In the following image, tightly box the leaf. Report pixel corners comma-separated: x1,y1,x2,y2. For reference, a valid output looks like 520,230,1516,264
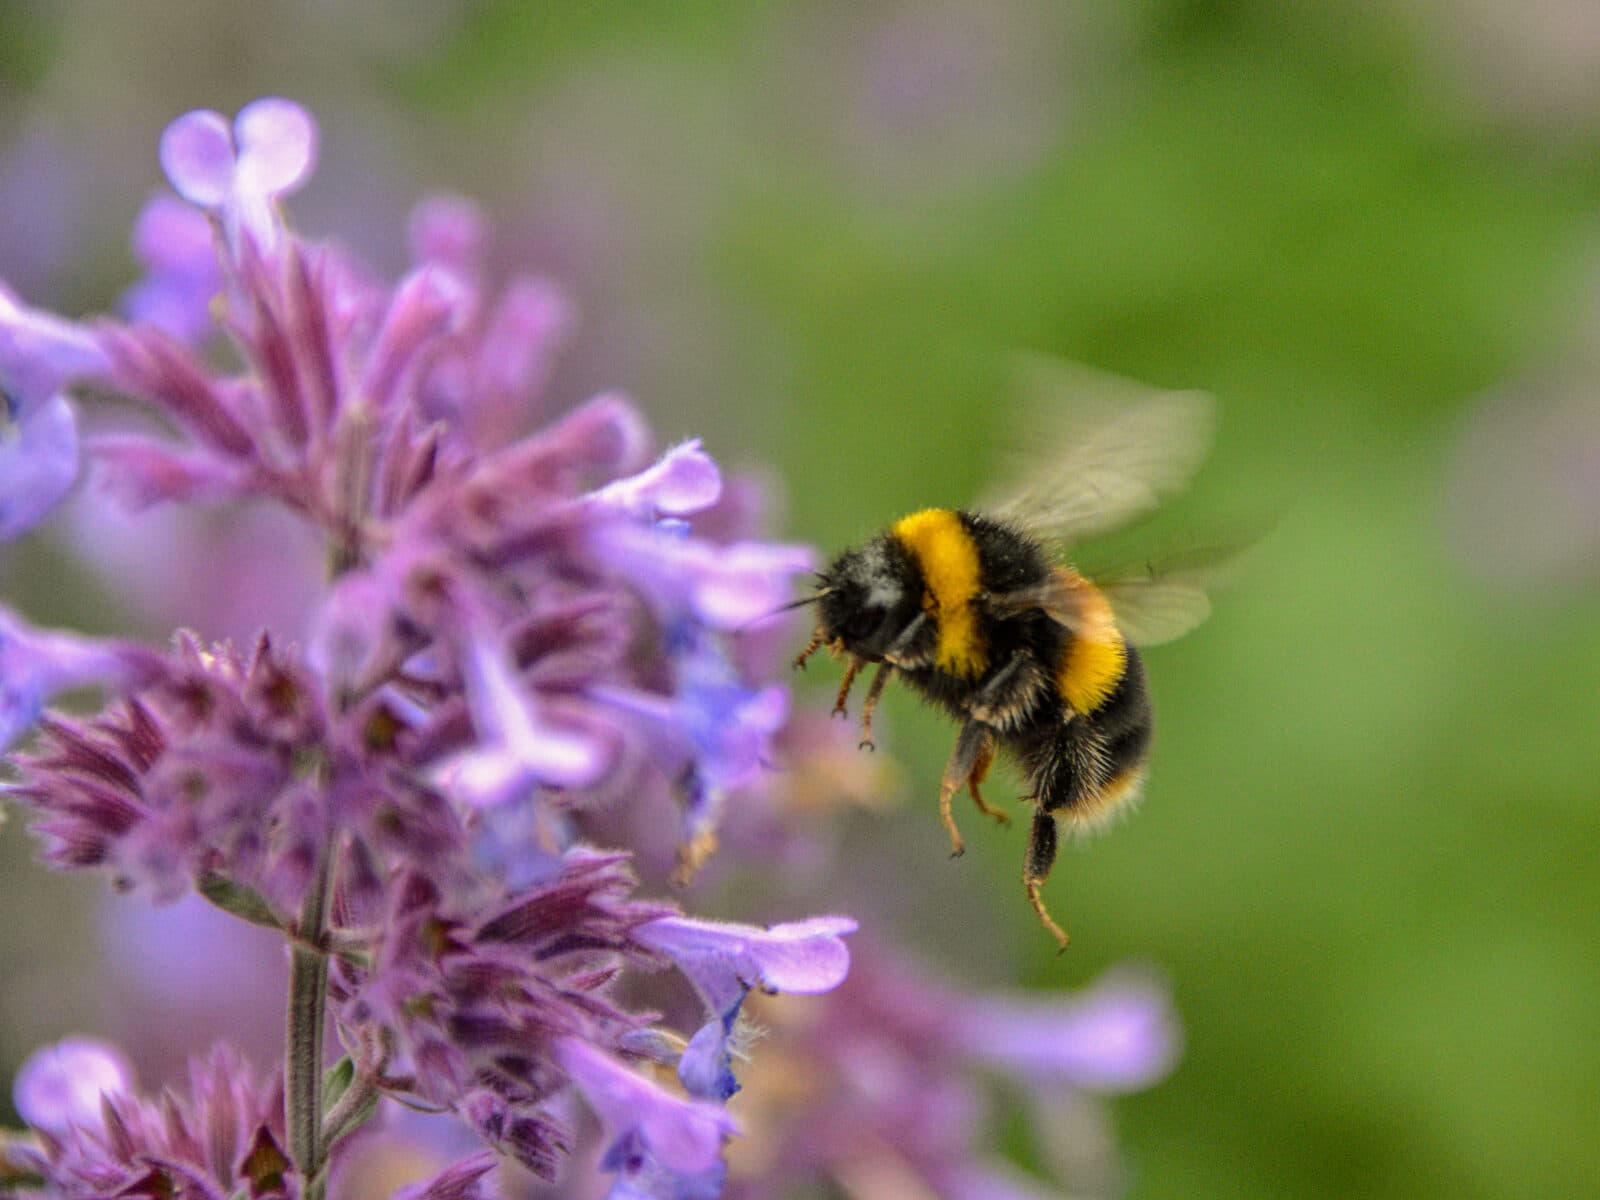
197,873,281,930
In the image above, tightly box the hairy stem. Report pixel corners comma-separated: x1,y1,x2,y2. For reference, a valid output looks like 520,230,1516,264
286,834,334,1200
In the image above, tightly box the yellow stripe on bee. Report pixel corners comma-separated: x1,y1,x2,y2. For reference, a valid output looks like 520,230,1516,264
1055,575,1127,714
891,508,989,678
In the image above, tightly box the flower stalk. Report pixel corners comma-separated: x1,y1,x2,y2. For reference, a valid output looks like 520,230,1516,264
287,831,334,1199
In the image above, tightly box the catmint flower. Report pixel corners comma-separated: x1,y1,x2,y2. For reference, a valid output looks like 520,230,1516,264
953,968,1182,1093
0,286,106,539
634,914,857,1103
555,1036,735,1197
10,1038,134,1136
121,194,223,343
160,97,316,255
5,96,865,1196
721,944,1180,1199
8,1044,291,1199
0,605,161,752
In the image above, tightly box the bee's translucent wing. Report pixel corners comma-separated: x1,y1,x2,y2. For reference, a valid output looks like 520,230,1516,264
1097,575,1212,646
988,544,1247,647
986,356,1216,547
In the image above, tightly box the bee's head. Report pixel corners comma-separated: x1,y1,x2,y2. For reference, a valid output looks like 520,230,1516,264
816,536,924,659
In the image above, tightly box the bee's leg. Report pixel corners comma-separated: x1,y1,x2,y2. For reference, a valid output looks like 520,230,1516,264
969,653,1045,729
882,612,929,667
857,662,893,750
1024,808,1070,952
831,657,863,718
938,718,989,858
966,731,1009,825
793,627,826,671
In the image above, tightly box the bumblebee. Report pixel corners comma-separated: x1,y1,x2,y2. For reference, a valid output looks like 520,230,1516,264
794,360,1218,950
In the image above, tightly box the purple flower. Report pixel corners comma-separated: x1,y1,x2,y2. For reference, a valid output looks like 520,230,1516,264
160,97,316,254
633,914,857,1102
10,1044,291,1200
4,95,884,1199
435,623,617,808
953,968,1182,1093
719,943,1180,1199
556,1036,734,1191
121,193,223,342
0,605,160,752
11,1038,134,1136
1,286,106,538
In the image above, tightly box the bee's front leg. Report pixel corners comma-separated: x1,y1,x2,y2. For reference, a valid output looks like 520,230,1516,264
793,627,826,670
831,656,863,717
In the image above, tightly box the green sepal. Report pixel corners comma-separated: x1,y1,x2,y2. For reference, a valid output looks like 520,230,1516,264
321,1055,355,1111
320,1056,380,1149
198,873,282,930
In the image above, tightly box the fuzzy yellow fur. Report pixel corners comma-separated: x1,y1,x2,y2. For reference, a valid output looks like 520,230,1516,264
891,508,989,677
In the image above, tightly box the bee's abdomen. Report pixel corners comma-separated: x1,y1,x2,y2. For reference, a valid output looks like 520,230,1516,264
1017,649,1153,828
1052,576,1128,715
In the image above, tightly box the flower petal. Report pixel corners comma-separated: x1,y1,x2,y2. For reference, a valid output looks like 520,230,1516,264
12,1037,134,1135
0,393,78,539
556,1038,734,1176
595,441,722,518
159,109,235,207
634,913,857,1016
955,970,1181,1093
232,97,317,197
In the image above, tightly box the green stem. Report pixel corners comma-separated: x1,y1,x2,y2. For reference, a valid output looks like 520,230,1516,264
286,835,334,1200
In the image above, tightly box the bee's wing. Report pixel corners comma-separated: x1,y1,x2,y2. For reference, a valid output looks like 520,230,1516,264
989,545,1245,647
985,356,1216,546
1096,574,1213,646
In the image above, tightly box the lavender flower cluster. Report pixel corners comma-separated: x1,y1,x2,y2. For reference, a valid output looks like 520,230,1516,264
1,99,1178,1200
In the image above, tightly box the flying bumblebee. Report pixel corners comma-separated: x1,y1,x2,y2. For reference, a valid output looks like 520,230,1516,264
793,359,1219,950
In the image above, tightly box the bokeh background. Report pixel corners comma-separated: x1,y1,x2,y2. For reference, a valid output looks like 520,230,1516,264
3,3,1598,1198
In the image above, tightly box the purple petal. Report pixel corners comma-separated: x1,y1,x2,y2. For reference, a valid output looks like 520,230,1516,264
362,266,470,412
409,194,488,274
594,442,722,519
1,288,108,413
131,194,216,273
634,913,857,1017
0,604,162,749
594,525,815,629
12,1037,134,1135
89,433,243,511
392,1152,499,1200
0,394,79,539
159,109,235,207
123,195,220,342
440,632,613,804
955,970,1181,1093
556,1038,734,1175
232,98,316,197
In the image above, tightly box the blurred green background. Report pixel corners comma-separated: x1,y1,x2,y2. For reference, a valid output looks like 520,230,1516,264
3,3,1598,1198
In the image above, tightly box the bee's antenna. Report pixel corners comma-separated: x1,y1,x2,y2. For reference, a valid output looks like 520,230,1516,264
734,589,830,635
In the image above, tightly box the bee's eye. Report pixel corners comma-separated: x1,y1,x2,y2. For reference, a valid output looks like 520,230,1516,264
843,607,880,642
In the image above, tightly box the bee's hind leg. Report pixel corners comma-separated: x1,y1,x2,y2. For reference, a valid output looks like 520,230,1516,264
1023,808,1070,952
966,728,1009,825
938,719,989,858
